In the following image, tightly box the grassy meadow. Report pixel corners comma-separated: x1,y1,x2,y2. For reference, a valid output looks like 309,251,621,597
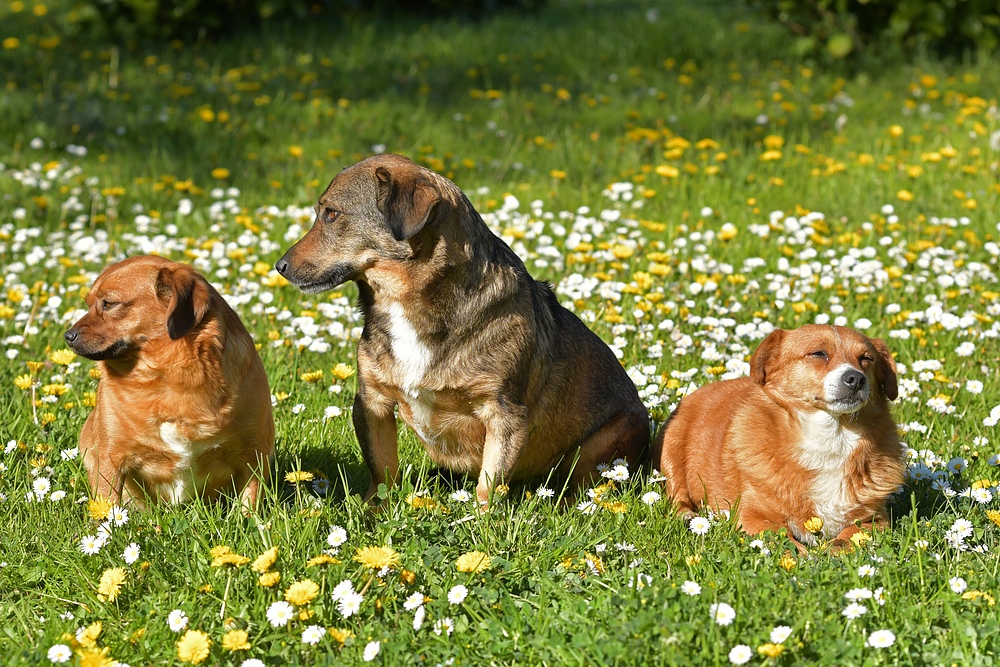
2,0,1000,664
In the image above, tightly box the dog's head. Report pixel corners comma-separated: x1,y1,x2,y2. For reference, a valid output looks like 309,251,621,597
275,154,451,294
749,324,898,414
64,256,212,361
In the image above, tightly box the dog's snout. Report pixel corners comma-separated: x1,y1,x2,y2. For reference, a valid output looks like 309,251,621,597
64,328,79,344
275,258,289,276
842,369,866,392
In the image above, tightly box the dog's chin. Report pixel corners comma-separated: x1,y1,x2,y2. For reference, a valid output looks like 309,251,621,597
75,339,131,361
825,393,869,415
290,265,354,294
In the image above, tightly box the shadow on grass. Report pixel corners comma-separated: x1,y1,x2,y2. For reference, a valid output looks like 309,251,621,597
0,0,858,181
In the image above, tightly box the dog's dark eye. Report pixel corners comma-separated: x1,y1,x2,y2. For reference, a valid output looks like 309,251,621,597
102,300,118,310
859,353,874,367
323,208,340,223
808,350,828,360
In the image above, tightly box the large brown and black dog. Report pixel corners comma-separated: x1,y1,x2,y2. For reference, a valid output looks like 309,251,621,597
276,154,649,504
652,324,903,547
65,255,274,506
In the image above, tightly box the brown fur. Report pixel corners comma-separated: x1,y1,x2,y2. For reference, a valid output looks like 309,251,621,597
276,154,649,504
651,325,903,547
65,255,274,506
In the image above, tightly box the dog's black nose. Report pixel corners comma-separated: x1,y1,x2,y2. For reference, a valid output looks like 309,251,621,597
275,258,288,276
64,329,78,344
842,369,866,392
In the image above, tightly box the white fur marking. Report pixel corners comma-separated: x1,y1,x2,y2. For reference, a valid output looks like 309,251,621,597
158,422,194,503
796,410,863,540
386,302,432,393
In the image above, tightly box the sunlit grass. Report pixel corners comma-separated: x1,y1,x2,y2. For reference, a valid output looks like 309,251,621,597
1,0,1000,664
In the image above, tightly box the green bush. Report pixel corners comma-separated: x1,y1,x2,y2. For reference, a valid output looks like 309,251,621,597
751,0,1000,58
73,0,547,43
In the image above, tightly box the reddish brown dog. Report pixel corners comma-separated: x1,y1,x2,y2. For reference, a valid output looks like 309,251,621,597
652,325,903,547
276,154,649,504
65,255,274,506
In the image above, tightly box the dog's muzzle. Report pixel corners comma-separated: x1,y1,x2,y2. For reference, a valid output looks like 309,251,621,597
825,366,870,412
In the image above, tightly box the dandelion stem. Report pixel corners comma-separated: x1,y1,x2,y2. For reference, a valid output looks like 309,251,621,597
220,571,232,620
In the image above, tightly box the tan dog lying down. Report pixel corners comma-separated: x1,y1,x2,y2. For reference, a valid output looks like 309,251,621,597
652,324,903,546
65,255,274,506
276,154,649,504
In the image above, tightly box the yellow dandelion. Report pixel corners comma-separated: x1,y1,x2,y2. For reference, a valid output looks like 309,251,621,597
850,531,872,548
654,164,680,178
758,643,785,658
763,135,785,150
212,552,250,568
961,590,996,605
456,551,492,573
803,516,824,533
284,579,320,606
307,553,341,567
331,362,355,379
258,571,281,587
14,374,33,390
971,479,994,490
718,223,738,241
77,646,115,667
210,167,230,179
760,150,783,161
354,545,401,570
986,510,1000,528
177,629,211,664
888,124,904,138
87,497,112,521
299,369,324,383
285,470,314,484
97,567,127,602
49,349,76,365
685,554,701,566
209,545,233,558
251,546,278,573
77,621,102,647
896,189,914,202
329,627,354,646
779,555,796,571
221,629,251,652
399,569,416,585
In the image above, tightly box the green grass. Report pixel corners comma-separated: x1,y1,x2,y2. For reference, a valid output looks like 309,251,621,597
2,0,1000,665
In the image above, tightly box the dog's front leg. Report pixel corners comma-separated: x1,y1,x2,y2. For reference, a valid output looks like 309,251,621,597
476,401,529,506
353,384,399,503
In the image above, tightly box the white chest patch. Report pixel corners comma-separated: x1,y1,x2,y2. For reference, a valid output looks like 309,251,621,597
157,422,204,503
796,410,863,539
386,302,432,394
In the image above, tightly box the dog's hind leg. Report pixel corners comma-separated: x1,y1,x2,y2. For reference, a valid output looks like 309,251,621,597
565,411,650,489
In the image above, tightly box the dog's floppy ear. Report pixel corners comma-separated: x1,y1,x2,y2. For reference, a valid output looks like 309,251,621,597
156,265,211,340
750,328,784,386
375,164,441,241
870,337,898,401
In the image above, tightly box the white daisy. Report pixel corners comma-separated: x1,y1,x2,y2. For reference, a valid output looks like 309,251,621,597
167,609,188,632
770,626,792,643
338,590,364,618
266,600,295,627
728,644,752,665
681,580,701,596
301,625,325,645
47,644,72,663
709,602,736,626
327,525,348,548
448,584,468,605
362,640,381,661
122,543,140,565
867,629,896,648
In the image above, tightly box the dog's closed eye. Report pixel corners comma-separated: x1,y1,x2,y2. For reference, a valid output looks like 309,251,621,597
808,350,828,360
